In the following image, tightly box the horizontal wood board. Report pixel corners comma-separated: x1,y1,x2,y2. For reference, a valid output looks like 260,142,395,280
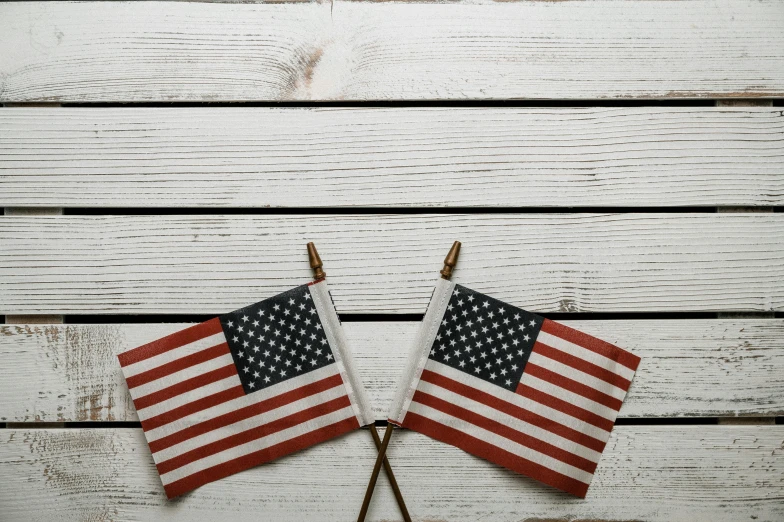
1,320,783,422
2,213,782,314
0,426,782,521
1,107,783,208
2,1,784,102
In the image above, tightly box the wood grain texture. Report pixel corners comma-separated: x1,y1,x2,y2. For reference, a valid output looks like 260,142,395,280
0,426,782,521
2,1,783,102
1,213,782,314
1,107,783,208
1,320,783,422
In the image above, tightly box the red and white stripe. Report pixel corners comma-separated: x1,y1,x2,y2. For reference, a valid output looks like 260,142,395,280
119,318,359,499
397,318,639,498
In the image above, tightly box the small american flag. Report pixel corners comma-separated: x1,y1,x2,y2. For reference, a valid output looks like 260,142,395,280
388,280,640,497
118,280,373,499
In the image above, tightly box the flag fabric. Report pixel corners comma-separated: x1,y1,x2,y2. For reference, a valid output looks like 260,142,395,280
388,279,640,497
118,279,373,499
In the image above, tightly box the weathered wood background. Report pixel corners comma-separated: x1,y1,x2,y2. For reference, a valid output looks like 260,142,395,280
1,0,782,520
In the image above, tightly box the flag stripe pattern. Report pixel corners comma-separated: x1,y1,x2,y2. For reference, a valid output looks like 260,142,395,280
119,281,370,499
390,282,640,498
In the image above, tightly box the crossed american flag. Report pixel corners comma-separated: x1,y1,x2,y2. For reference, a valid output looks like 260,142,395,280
117,243,639,513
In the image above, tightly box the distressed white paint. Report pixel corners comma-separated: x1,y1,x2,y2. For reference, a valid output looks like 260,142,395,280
1,107,782,208
0,427,782,521
1,214,782,314
1,1,783,102
1,320,782,422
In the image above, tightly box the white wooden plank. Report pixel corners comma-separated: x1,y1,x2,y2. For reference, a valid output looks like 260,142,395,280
0,426,781,521
1,107,782,208
1,214,782,314
1,320,782,422
1,1,783,102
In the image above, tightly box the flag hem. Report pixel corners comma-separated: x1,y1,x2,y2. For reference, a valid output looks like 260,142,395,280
388,277,455,424
309,280,375,427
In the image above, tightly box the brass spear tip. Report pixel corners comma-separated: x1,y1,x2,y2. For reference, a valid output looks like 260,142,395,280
307,242,325,280
440,241,461,280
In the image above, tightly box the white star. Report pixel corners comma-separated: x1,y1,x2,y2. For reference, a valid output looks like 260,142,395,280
315,348,323,356
274,354,281,362
242,340,249,348
529,319,536,327
311,359,318,366
459,360,466,368
310,308,317,315
264,324,271,332
507,353,514,360
295,364,302,372
242,315,249,322
280,369,287,377
505,379,512,386
237,326,244,333
232,335,239,342
469,356,476,363
264,375,271,383
252,319,259,327
243,366,250,373
511,364,518,371
227,320,234,327
304,293,311,300
289,298,295,306
304,318,311,325
513,313,520,321
501,368,508,376
490,373,497,380
444,354,451,361
457,299,464,307
253,345,260,353
253,371,260,378
326,353,333,360
320,338,327,345
472,305,479,313
258,310,265,317
482,301,490,308
299,303,306,310
503,317,510,326
523,334,531,341
285,359,292,367
474,367,481,374
315,323,322,330
512,339,519,346
237,351,245,358
248,356,255,364
467,295,474,302
249,382,255,389
305,343,312,351
273,304,280,311
442,319,448,326
284,308,291,316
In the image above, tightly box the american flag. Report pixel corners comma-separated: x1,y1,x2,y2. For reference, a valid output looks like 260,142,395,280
388,280,640,497
118,280,373,499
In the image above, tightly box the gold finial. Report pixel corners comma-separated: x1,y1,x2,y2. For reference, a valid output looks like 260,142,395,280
307,242,325,280
440,241,461,280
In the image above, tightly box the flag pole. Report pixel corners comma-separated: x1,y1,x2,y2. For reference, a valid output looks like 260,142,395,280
357,241,461,522
307,242,411,522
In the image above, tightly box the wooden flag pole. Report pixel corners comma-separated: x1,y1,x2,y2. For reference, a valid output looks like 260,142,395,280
307,242,411,522
357,241,461,522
